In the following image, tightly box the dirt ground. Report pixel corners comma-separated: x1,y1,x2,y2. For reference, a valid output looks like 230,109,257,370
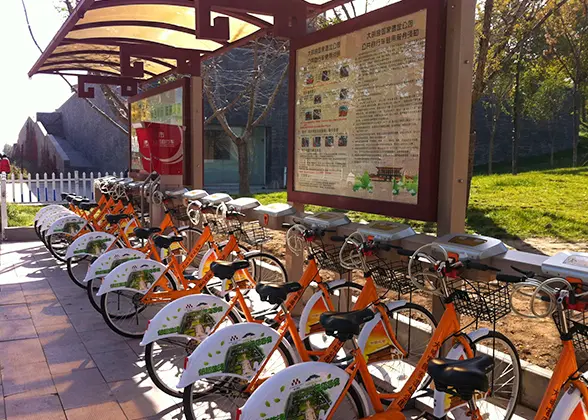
259,228,588,370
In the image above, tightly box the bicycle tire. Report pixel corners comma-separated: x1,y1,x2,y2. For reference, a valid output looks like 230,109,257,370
100,273,178,339
145,310,240,398
182,341,298,420
467,330,521,420
86,277,102,313
368,302,437,401
205,251,287,315
66,255,96,289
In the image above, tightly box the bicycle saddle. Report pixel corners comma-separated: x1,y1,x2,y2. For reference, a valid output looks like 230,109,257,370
256,282,302,305
65,194,77,203
210,260,250,280
320,308,375,341
60,192,71,200
165,188,188,199
133,227,162,240
427,355,492,399
105,213,131,224
72,197,88,206
80,202,99,211
153,234,184,249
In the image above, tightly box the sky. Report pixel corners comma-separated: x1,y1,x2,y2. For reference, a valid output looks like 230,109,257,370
0,0,74,148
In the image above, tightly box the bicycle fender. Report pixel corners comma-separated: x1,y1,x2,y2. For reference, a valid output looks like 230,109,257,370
298,288,330,341
177,322,283,388
140,294,239,346
551,371,588,419
39,210,73,233
34,205,65,223
84,248,145,283
357,300,409,359
97,259,170,296
65,232,116,260
297,280,351,340
238,362,357,420
46,215,88,237
432,327,490,418
196,248,219,279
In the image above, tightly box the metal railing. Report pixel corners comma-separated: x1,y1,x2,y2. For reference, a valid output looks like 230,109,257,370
3,171,126,204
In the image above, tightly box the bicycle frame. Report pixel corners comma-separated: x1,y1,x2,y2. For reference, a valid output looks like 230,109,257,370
139,228,247,304
326,300,469,418
535,338,588,420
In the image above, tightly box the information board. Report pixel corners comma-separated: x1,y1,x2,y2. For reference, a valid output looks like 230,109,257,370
288,0,445,221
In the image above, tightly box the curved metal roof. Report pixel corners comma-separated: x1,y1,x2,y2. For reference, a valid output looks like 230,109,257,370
29,0,349,80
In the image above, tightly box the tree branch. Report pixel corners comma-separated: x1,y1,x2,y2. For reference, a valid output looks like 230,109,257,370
252,64,288,128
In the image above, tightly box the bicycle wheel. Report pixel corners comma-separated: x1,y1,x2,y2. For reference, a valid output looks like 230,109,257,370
100,274,178,338
86,277,102,313
47,233,74,263
462,331,521,420
206,251,288,315
367,302,437,398
66,256,96,289
303,282,364,356
145,310,239,398
182,342,298,420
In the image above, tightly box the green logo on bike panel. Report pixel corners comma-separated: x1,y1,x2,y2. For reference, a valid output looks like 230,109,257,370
73,238,110,255
110,268,160,289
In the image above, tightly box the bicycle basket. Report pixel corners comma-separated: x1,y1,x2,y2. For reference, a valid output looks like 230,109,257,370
204,212,240,236
165,199,191,223
448,279,511,322
553,310,588,354
311,243,350,275
237,221,271,246
366,259,418,295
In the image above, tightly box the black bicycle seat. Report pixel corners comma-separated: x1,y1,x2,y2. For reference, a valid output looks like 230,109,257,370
65,194,77,203
320,308,375,341
153,234,184,249
256,282,302,305
60,192,71,200
210,260,250,280
134,227,162,240
80,202,99,211
427,355,493,399
105,213,132,224
72,196,86,205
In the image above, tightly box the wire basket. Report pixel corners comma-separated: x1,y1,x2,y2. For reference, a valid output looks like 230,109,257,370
203,212,240,236
163,198,191,223
366,259,418,295
553,310,588,354
237,221,271,246
311,243,350,275
448,279,511,322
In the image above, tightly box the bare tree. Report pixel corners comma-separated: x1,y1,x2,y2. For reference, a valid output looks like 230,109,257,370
203,38,289,195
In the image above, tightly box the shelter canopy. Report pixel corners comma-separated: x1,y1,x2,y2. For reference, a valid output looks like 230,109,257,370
29,0,348,80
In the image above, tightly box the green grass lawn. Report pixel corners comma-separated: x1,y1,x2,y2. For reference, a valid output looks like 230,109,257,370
254,166,588,242
6,204,40,227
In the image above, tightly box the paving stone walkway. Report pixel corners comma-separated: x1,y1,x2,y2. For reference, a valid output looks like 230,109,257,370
0,241,184,420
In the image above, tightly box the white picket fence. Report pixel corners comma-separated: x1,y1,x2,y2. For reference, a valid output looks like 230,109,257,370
4,171,125,204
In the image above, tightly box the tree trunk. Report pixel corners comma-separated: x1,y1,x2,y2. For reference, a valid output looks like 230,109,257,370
466,108,476,203
548,120,555,168
511,48,523,175
488,104,500,175
572,77,580,167
237,140,251,196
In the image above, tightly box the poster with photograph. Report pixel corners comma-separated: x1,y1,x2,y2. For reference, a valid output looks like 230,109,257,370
294,9,427,205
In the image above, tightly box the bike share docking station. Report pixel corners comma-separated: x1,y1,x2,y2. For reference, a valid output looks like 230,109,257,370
542,251,588,283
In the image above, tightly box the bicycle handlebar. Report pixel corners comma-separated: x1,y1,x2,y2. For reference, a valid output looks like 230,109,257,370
496,273,524,283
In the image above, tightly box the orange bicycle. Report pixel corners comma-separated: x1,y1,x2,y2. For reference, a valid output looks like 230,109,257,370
237,243,522,420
